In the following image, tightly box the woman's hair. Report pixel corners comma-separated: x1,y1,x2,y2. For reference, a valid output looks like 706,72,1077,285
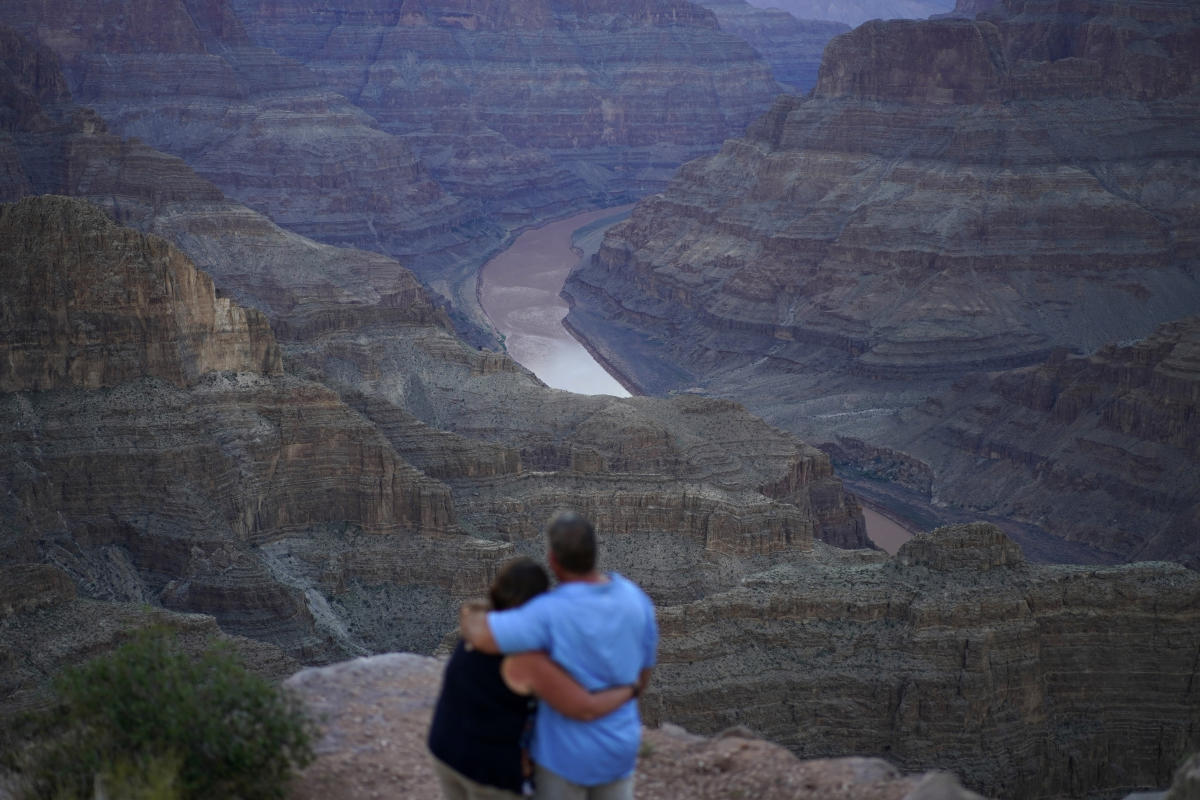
489,556,550,611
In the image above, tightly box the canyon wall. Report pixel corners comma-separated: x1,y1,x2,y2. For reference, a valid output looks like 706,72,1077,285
646,523,1200,799
564,0,1200,563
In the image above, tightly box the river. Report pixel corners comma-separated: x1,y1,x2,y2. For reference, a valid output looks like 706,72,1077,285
479,206,634,396
479,206,916,552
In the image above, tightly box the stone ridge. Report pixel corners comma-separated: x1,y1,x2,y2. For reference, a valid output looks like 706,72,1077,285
0,196,281,391
895,522,1023,570
645,523,1200,799
871,316,1200,568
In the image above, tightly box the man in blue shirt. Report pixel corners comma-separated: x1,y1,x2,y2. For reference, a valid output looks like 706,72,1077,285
460,511,658,799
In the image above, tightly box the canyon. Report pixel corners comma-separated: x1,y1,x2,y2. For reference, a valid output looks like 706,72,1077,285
1,1,1198,797
565,0,1200,566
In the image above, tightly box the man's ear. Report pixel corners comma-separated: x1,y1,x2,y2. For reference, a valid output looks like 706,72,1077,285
547,550,563,579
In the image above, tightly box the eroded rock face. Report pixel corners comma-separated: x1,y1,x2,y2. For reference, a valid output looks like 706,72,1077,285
646,524,1200,799
0,196,480,659
0,187,868,659
0,0,789,329
869,318,1200,568
564,0,1200,561
0,197,280,390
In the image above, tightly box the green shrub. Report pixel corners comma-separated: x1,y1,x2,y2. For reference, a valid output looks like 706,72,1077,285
16,629,315,800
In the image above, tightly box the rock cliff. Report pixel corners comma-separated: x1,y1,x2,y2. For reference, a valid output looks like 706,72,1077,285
645,523,1200,799
0,0,490,318
866,317,1200,568
0,196,476,659
564,0,1200,561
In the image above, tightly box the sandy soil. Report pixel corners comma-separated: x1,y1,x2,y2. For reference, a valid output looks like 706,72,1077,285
479,207,634,396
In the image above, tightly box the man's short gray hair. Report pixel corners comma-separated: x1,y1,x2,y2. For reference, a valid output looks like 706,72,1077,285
547,511,596,574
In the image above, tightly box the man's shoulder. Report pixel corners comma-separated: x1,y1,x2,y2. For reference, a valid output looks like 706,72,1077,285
607,572,655,608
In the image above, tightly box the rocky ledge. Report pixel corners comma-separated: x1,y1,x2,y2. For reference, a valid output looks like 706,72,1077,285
646,523,1200,799
283,652,986,800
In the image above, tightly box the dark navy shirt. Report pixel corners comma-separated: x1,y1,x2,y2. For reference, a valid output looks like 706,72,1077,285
428,640,534,793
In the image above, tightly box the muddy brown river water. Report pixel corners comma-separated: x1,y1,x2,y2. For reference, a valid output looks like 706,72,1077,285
479,206,634,396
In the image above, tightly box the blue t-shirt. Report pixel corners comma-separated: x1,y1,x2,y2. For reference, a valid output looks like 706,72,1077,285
488,573,657,786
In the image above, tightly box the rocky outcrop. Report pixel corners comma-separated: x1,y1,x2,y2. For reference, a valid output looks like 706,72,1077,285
0,196,487,659
0,197,280,390
283,652,985,800
869,317,1200,568
564,0,1200,561
646,523,1200,799
697,0,849,91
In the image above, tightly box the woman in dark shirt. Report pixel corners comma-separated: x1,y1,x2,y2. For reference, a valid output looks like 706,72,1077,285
428,557,635,799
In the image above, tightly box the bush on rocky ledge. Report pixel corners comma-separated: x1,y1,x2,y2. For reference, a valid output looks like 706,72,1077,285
9,629,315,800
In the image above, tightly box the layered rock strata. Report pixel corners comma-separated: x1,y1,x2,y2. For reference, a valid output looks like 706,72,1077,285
0,0,788,328
227,0,782,214
645,523,1200,799
564,0,1200,560
0,196,492,659
865,317,1200,568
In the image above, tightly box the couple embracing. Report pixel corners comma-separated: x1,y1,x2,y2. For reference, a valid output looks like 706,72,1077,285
428,511,658,799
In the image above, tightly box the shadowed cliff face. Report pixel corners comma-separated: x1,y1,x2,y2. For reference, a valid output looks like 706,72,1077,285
563,0,1200,563
647,523,1200,799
